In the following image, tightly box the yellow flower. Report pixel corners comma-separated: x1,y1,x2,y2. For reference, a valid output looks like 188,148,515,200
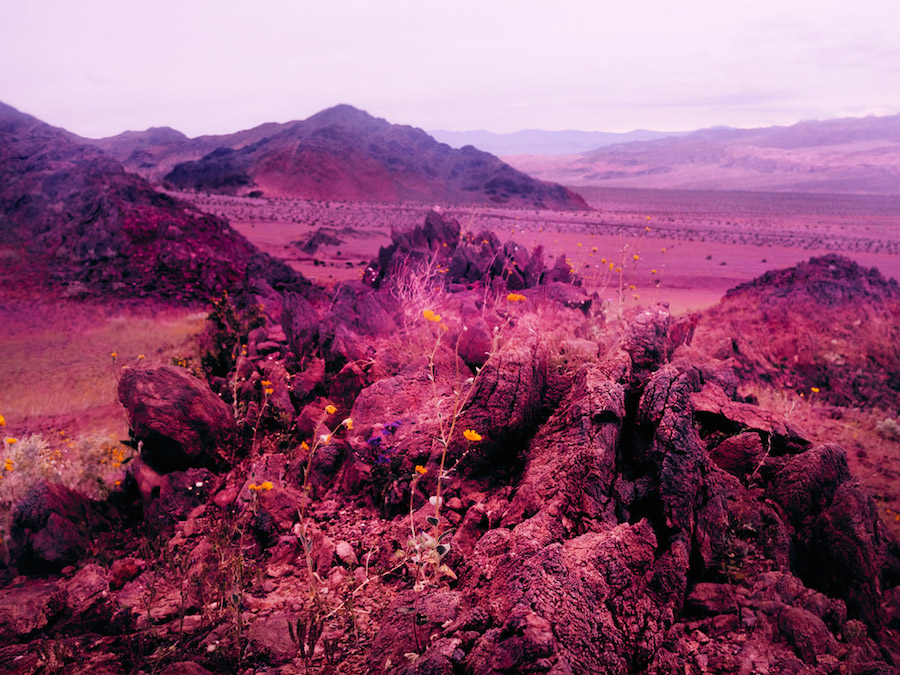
110,352,117,358
343,418,353,430
0,414,5,427
415,465,428,475
301,441,310,451
423,309,442,323
507,293,526,302
264,388,274,395
811,387,820,393
633,254,640,261
325,404,337,415
261,380,272,386
3,459,12,471
463,429,482,442
651,269,658,274
5,438,17,445
137,354,145,360
260,481,274,491
248,483,259,492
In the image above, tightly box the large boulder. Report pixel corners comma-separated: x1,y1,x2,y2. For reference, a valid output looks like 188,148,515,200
118,365,238,473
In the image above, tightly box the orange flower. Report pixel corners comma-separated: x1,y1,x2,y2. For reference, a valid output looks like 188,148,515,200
325,404,337,415
301,441,310,451
260,481,274,491
415,465,428,475
506,293,526,303
810,387,820,393
0,414,5,427
4,438,17,445
261,380,272,386
463,429,482,442
423,309,442,323
264,388,274,395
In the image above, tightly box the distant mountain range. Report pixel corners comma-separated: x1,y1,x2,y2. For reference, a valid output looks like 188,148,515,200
429,128,689,155
83,105,588,210
504,113,900,195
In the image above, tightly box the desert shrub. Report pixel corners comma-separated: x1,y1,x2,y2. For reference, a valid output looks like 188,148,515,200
0,433,133,507
200,292,264,378
876,417,900,442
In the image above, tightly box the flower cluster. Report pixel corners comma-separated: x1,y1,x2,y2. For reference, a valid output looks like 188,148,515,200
423,309,442,323
248,481,274,492
506,293,526,303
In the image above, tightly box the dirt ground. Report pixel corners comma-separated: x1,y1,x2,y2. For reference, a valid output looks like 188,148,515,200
185,188,900,315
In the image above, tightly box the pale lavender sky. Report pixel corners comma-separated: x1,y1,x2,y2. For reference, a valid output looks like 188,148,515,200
2,0,898,138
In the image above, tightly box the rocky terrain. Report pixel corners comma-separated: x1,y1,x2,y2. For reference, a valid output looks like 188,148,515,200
0,101,292,301
84,105,589,210
506,112,900,195
2,209,899,674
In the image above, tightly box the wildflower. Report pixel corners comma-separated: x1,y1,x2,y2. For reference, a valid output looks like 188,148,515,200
463,429,483,442
423,309,442,323
633,254,640,261
0,414,5,427
507,293,526,302
321,434,332,444
811,387,820,393
651,269,658,274
645,226,651,232
415,465,428,475
261,380,271,386
3,458,12,471
646,216,651,220
325,404,337,415
110,352,117,358
343,417,353,430
661,248,667,253
5,438,16,445
248,483,259,492
264,388,274,395
301,441,310,451
137,354,145,360
260,481,274,491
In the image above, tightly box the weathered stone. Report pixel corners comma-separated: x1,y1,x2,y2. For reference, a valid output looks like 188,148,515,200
118,365,237,473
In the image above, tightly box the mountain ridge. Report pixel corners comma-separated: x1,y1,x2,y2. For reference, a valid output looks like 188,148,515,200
504,112,900,195
84,105,589,210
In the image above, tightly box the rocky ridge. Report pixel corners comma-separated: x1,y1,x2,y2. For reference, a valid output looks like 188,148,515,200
1,220,898,674
0,101,311,300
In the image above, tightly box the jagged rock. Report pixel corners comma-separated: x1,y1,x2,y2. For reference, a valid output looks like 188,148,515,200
769,444,852,527
282,291,322,359
504,362,625,528
453,315,548,471
129,457,215,532
9,482,103,574
777,606,840,664
0,579,64,646
118,365,238,473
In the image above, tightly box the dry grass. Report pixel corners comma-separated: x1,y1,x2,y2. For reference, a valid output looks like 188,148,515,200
0,298,206,434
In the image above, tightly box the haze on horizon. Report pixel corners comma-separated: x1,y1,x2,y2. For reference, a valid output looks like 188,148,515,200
2,0,898,139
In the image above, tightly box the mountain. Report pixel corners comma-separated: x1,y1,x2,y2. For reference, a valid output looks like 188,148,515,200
0,101,269,298
85,122,289,182
505,113,900,195
86,105,588,210
429,128,687,155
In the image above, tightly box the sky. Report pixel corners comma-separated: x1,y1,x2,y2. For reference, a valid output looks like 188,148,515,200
2,0,898,139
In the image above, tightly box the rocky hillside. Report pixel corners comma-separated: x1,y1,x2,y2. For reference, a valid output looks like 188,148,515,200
2,215,898,673
690,254,900,410
0,101,305,300
506,112,900,195
87,105,589,209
